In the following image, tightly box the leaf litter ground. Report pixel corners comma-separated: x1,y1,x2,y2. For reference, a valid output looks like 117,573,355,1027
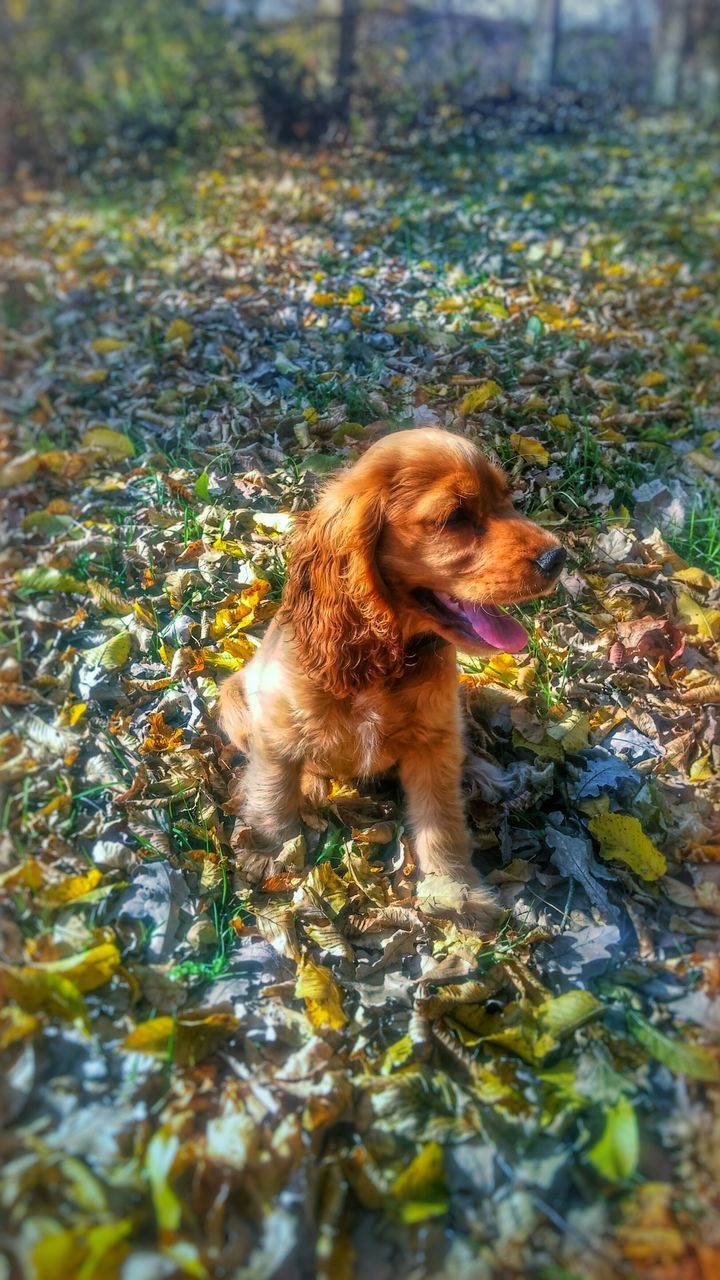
1,113,719,1280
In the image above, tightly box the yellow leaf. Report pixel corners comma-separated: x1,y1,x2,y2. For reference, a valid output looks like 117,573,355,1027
435,296,467,313
146,1129,182,1232
0,858,42,891
535,302,564,323
165,318,194,347
392,1142,448,1223
91,337,129,354
86,580,133,614
547,709,590,753
58,700,88,726
639,370,667,387
123,1015,175,1056
209,581,271,638
0,450,39,489
0,1005,39,1050
537,989,602,1037
675,589,720,640
35,942,121,992
295,958,347,1029
458,380,503,415
43,868,103,907
83,630,131,669
123,1010,238,1066
549,413,572,431
345,284,365,305
509,434,550,467
673,566,717,591
311,292,338,306
0,966,87,1023
32,1220,132,1280
588,813,667,881
686,450,720,479
379,1034,414,1074
522,392,549,412
82,426,135,460
222,634,257,661
79,368,108,384
478,652,518,686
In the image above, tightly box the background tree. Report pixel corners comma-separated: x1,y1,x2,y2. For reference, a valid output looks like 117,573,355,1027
336,0,361,125
652,0,688,106
528,0,561,93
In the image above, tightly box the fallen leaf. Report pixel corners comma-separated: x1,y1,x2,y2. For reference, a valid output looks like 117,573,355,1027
588,813,667,881
628,1011,720,1082
586,1096,639,1181
509,434,550,466
82,426,135,459
458,380,503,415
165,317,194,347
295,958,348,1030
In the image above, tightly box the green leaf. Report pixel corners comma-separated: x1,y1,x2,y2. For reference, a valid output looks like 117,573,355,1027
628,1011,720,1082
586,1096,639,1181
537,990,603,1038
82,630,131,670
15,566,85,593
194,469,210,501
21,512,74,535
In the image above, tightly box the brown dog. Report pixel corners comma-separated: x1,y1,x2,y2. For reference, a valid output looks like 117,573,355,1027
219,427,564,925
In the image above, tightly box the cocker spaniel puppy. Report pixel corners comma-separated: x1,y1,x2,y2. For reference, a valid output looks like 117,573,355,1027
219,427,565,926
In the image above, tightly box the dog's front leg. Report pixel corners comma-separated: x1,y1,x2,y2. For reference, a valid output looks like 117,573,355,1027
399,740,500,930
242,746,302,855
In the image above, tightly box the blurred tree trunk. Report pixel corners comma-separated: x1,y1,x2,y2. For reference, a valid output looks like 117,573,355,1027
652,0,688,106
336,0,360,125
691,0,720,114
529,0,560,93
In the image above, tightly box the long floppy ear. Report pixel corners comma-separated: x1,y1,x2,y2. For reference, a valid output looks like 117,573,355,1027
277,478,403,698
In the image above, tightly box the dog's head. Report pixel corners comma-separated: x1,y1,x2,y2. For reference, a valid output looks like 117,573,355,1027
279,427,565,696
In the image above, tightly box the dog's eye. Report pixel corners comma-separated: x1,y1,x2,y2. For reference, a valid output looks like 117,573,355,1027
444,506,469,528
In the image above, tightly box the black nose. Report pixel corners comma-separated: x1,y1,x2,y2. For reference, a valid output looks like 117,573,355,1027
534,546,566,578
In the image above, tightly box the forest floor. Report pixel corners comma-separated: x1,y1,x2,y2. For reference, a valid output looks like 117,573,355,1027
1,110,720,1280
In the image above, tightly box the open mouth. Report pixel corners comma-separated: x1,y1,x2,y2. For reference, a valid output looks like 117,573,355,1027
414,589,529,652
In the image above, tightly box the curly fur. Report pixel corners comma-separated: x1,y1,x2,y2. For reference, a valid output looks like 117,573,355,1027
277,481,403,698
218,426,564,929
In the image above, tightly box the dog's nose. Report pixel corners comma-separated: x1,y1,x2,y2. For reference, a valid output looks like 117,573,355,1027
534,546,566,578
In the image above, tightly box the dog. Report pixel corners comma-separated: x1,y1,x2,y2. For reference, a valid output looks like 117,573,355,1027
219,427,565,926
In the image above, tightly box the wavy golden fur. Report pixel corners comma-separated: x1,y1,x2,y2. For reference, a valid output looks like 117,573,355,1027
219,426,564,927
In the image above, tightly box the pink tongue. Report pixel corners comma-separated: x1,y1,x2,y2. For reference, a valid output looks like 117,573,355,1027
462,602,528,652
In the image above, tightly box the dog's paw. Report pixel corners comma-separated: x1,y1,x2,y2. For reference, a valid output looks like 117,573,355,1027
461,881,506,933
417,871,505,934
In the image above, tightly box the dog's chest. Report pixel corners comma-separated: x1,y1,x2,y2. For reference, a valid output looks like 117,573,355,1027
296,693,390,776
296,675,454,778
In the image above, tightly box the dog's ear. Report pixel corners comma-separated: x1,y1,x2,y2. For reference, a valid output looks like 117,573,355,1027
278,477,403,698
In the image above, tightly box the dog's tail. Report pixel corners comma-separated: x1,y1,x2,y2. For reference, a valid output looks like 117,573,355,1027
217,671,249,752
